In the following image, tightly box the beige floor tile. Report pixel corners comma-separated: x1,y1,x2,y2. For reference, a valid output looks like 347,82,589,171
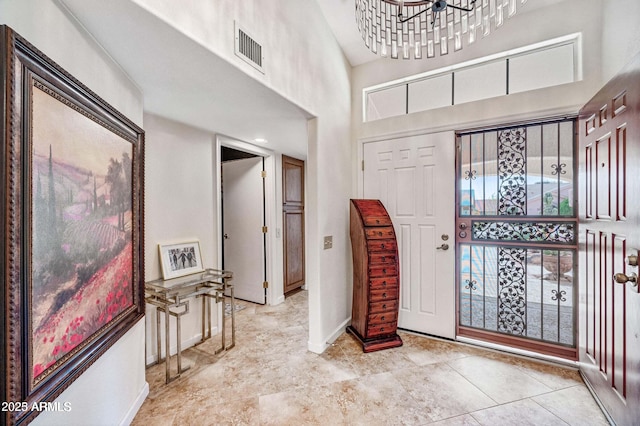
398,332,488,366
321,339,358,369
259,372,431,426
134,290,607,426
470,399,568,426
131,400,176,426
532,385,610,426
429,414,482,426
171,397,260,426
338,333,418,376
393,363,496,422
478,351,583,390
447,356,553,404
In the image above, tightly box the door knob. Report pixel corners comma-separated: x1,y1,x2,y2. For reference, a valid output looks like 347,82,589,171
436,243,449,251
613,272,638,287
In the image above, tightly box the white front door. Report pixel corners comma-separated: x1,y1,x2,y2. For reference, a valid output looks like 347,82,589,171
363,132,456,338
222,157,266,304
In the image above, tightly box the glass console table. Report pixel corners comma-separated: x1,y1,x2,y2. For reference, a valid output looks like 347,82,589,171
145,268,235,383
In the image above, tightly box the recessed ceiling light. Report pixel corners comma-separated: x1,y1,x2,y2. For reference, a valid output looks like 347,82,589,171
254,138,268,144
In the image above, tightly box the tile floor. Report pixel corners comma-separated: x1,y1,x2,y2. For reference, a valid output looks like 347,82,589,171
132,290,610,426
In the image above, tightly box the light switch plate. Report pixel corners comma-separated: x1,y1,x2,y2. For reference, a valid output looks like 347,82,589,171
323,236,333,249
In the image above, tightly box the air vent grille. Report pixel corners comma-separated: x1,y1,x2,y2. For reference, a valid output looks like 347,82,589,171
235,22,264,73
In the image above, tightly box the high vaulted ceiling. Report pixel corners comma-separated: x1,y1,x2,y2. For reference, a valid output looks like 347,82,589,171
59,0,567,159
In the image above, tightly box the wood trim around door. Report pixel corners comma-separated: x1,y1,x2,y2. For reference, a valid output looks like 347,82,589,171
282,155,305,294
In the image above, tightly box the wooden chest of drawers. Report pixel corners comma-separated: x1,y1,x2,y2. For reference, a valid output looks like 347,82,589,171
346,199,402,352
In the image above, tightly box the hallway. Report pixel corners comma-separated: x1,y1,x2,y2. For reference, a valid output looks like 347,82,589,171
133,291,608,425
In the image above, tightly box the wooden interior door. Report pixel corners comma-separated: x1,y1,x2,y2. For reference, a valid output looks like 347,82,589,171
363,132,456,338
282,155,305,294
578,52,640,425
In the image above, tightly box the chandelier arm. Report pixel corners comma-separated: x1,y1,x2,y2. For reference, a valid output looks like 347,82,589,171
398,3,434,23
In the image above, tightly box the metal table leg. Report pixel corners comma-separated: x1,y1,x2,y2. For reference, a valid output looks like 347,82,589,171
155,301,189,384
227,282,236,350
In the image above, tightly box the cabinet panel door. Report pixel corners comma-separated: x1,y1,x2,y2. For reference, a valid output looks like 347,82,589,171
283,155,305,294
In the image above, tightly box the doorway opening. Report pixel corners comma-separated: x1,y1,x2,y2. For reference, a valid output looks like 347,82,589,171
221,146,267,305
456,118,578,359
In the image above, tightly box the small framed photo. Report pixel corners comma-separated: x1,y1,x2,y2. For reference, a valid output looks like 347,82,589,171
159,241,205,279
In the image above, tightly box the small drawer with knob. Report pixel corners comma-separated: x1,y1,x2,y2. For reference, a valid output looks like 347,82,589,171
368,311,397,325
369,276,398,290
367,239,397,253
369,252,396,266
368,264,398,277
362,216,392,227
366,321,397,338
369,300,398,314
365,227,395,240
370,288,397,302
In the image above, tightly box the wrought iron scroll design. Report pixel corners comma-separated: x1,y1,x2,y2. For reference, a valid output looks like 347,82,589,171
464,279,478,291
497,247,526,335
551,163,567,175
472,221,575,244
551,289,567,302
497,128,526,215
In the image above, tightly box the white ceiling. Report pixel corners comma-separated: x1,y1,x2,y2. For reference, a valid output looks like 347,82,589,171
315,0,381,66
60,0,312,159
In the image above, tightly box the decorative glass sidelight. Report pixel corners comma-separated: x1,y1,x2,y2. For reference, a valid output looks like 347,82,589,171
497,128,527,215
457,119,577,351
459,245,575,345
497,247,527,335
472,221,575,244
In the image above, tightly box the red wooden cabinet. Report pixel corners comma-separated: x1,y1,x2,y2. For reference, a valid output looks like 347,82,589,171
347,199,403,352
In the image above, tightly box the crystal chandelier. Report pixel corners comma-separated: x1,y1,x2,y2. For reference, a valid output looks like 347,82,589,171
355,0,528,59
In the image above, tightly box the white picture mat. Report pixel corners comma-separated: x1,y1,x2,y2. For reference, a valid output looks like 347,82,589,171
158,240,204,279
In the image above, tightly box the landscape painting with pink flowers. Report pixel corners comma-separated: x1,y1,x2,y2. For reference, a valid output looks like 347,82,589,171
2,27,144,426
29,85,135,383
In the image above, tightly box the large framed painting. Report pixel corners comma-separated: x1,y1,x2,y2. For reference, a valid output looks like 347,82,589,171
1,26,145,425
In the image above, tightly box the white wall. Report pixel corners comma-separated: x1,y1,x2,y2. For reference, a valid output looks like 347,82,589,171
143,113,220,362
601,0,640,82
130,0,353,353
0,0,147,425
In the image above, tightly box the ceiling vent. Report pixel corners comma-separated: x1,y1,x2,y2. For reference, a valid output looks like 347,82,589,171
235,22,264,73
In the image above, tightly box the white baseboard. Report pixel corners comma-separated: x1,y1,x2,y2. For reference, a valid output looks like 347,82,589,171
119,381,149,426
145,327,219,365
307,317,351,354
272,295,285,305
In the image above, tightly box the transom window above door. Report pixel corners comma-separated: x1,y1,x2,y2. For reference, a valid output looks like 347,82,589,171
363,34,580,122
